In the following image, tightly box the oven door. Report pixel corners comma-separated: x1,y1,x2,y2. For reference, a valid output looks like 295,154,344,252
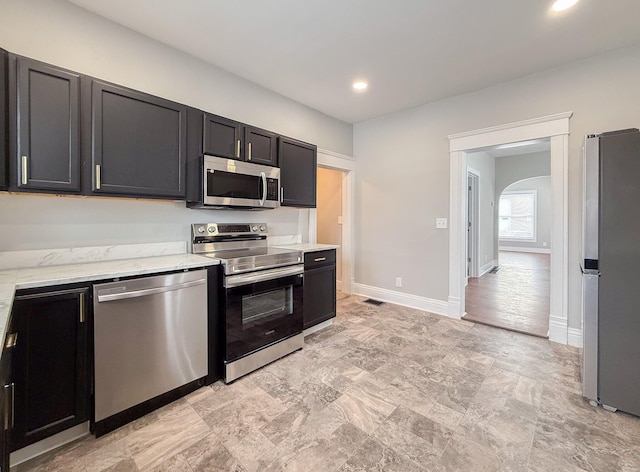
224,265,303,362
203,155,280,208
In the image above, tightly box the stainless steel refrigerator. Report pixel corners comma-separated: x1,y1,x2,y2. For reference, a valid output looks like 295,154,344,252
582,128,640,416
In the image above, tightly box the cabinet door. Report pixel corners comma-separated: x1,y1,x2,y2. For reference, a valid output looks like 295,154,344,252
244,126,277,166
90,80,186,198
10,289,89,451
303,264,337,330
0,50,7,190
278,136,317,207
0,318,14,472
203,113,242,160
15,57,80,192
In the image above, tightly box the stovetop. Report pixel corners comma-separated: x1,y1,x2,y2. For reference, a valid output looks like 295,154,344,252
191,223,302,275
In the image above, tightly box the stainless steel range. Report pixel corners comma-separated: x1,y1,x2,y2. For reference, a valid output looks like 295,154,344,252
192,223,304,383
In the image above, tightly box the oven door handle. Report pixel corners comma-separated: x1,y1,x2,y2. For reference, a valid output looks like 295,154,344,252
259,171,267,207
225,265,304,288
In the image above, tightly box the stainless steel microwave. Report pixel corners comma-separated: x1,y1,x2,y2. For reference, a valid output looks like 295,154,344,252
198,155,280,209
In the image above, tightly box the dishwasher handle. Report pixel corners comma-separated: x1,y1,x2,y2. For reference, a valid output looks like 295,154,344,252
97,278,206,303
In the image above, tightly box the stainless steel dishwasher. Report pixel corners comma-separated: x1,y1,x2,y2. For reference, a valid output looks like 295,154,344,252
93,269,208,430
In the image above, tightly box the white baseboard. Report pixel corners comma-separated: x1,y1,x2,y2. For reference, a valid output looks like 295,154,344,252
548,315,568,344
568,327,582,348
479,259,498,277
352,283,449,318
499,246,551,254
447,295,462,319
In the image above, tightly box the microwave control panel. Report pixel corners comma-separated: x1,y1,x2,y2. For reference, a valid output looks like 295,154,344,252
267,178,279,201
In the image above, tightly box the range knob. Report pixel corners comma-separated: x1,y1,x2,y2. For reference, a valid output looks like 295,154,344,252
259,225,266,232
208,226,216,233
252,225,258,232
197,226,205,234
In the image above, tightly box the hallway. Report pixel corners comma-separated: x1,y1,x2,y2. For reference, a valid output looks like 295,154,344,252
464,251,550,338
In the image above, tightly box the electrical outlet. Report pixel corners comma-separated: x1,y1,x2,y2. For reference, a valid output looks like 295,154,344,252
436,218,447,229
395,277,402,287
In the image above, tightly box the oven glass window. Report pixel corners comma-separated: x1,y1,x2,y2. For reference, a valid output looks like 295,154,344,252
207,170,261,199
242,286,293,326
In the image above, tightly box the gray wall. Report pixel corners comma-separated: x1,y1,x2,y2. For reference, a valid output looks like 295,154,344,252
0,0,352,251
495,151,551,197
354,43,640,330
498,177,552,252
495,152,551,254
466,151,496,270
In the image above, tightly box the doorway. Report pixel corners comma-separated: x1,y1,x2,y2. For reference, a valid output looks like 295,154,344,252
313,149,355,294
316,167,344,290
466,169,480,279
448,112,572,345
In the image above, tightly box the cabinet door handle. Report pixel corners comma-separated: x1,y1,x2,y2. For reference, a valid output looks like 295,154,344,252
95,164,101,190
4,333,17,349
4,383,14,430
314,257,326,262
248,142,252,160
21,155,28,185
79,292,86,323
280,187,284,203
236,140,241,158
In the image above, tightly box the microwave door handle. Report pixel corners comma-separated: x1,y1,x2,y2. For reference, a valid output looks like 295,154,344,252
260,171,267,207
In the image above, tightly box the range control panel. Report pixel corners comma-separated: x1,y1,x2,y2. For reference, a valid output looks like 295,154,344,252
192,223,268,237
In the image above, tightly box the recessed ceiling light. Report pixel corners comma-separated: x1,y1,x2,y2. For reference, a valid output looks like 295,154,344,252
353,81,368,91
552,0,580,12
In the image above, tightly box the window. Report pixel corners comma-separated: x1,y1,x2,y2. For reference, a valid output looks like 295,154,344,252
499,191,536,240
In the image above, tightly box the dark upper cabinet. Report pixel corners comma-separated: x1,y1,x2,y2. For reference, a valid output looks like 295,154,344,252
303,249,337,330
203,113,242,160
9,286,89,451
278,136,317,207
86,79,187,198
244,125,277,166
10,56,81,192
202,113,278,166
0,50,7,190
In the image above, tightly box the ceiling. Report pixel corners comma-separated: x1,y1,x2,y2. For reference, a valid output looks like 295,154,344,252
65,0,640,124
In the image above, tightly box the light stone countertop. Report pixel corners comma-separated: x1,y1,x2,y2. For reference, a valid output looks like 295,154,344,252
0,254,219,352
271,243,339,253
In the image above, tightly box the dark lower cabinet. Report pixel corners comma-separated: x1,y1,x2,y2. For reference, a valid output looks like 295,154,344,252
0,313,15,472
9,286,89,451
303,250,337,330
86,79,187,198
278,136,317,207
10,55,81,193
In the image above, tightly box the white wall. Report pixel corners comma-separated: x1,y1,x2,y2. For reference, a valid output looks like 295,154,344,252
466,152,495,269
0,0,352,251
354,44,640,330
499,176,552,252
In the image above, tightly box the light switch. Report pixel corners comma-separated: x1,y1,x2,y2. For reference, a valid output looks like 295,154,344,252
436,218,448,229
338,216,343,225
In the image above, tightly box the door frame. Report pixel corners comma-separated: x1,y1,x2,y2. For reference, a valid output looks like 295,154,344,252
311,149,355,294
448,112,572,344
467,168,480,279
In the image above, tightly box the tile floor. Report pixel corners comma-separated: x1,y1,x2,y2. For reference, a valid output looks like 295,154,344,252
465,251,550,338
18,293,640,472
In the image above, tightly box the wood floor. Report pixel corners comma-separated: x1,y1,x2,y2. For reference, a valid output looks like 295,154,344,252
464,251,550,338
